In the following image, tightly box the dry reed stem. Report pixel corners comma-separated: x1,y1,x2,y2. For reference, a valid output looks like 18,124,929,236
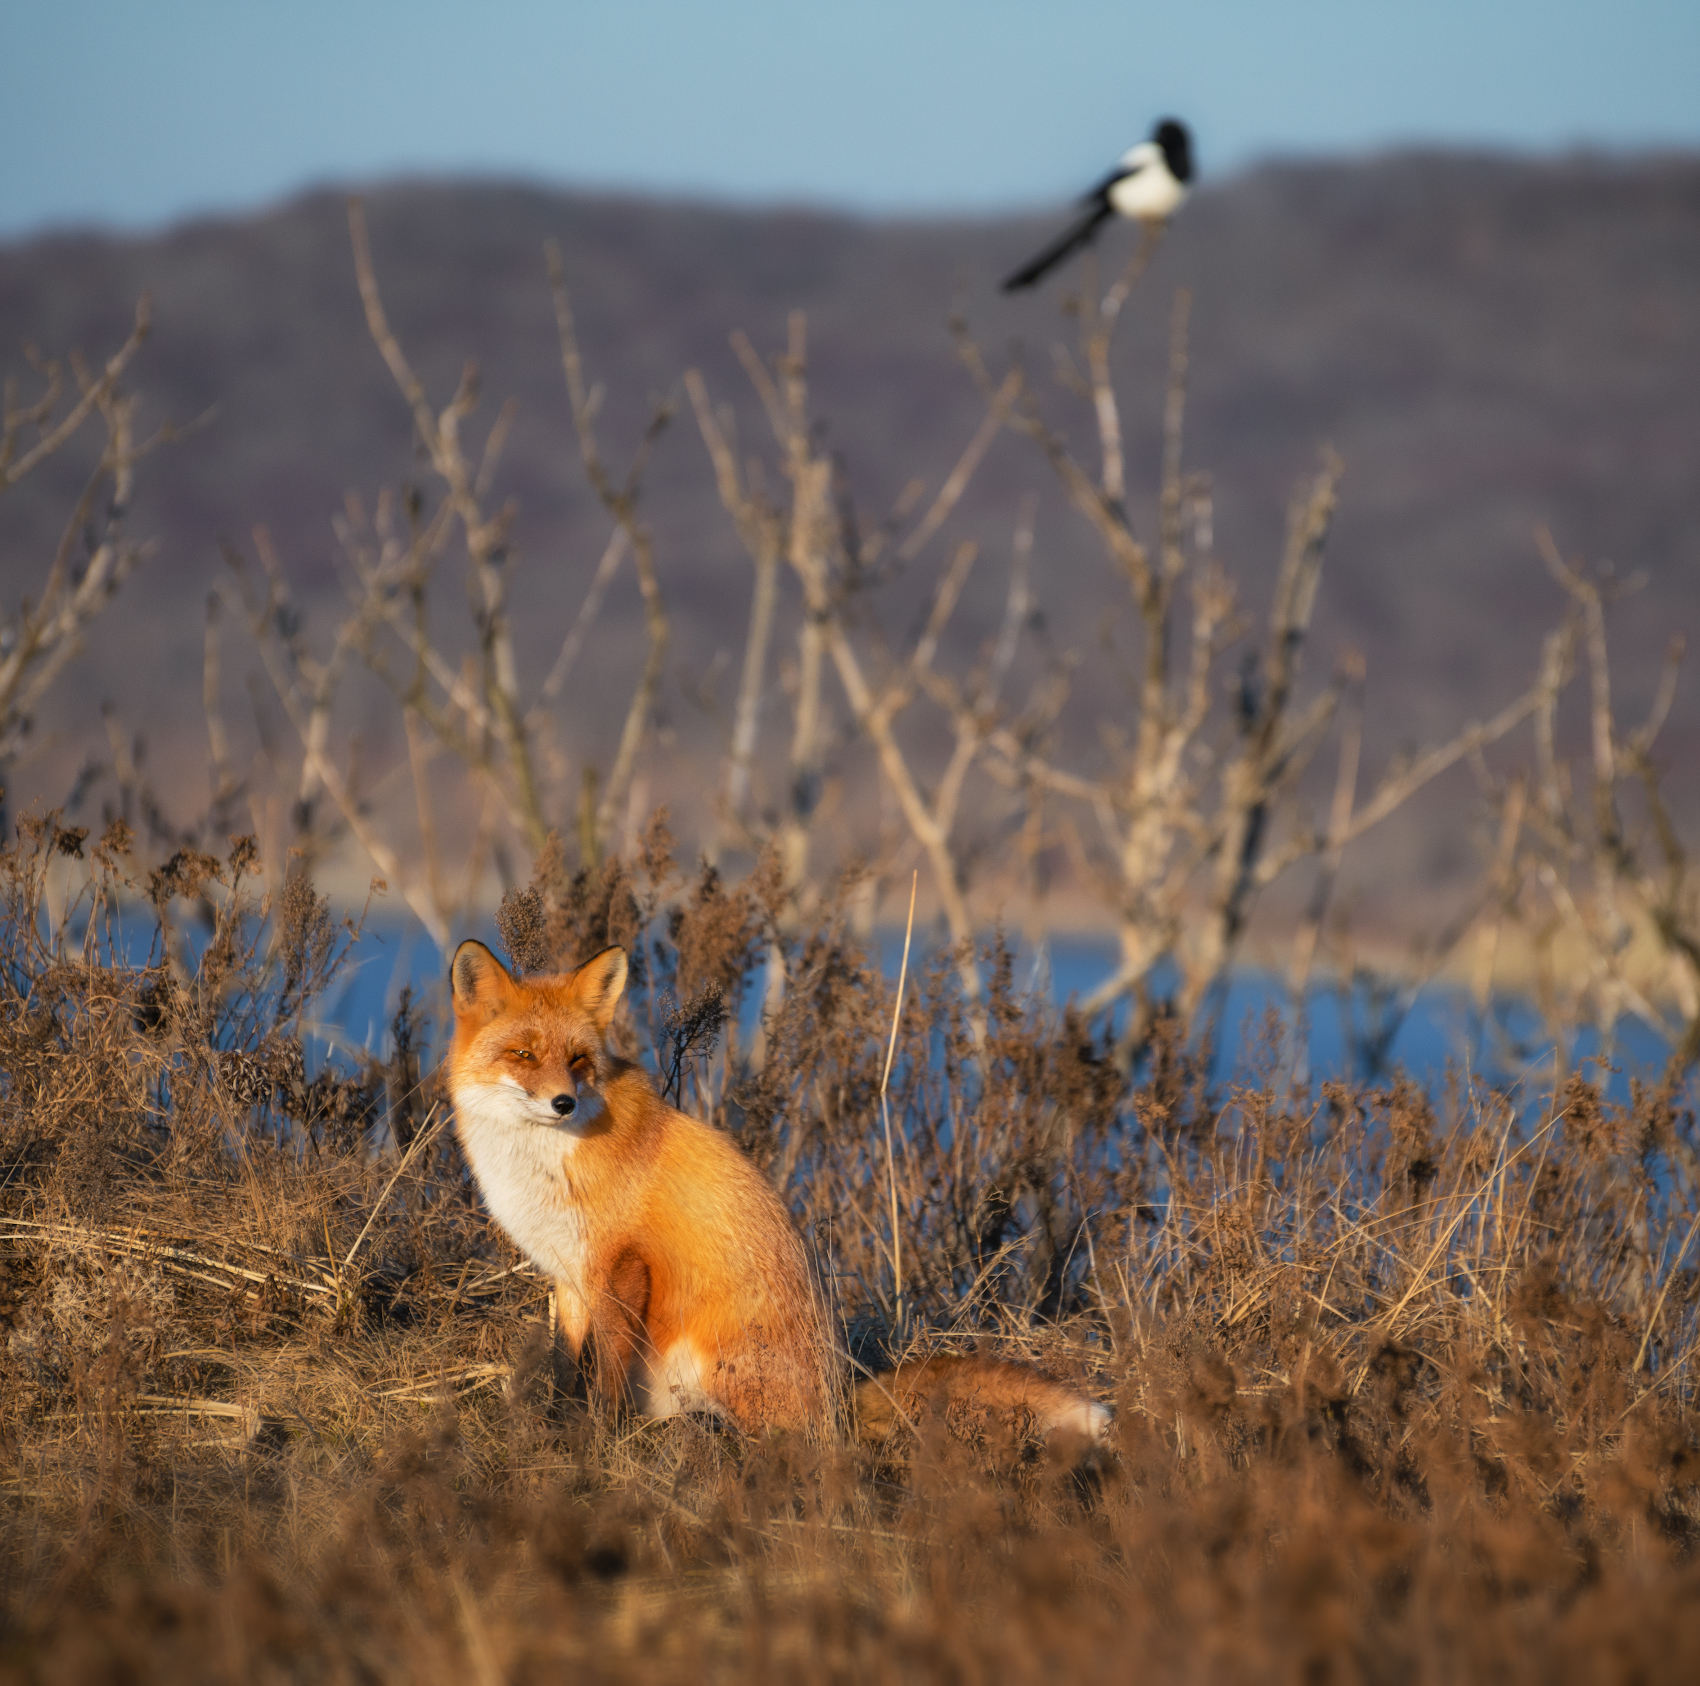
879,871,919,1333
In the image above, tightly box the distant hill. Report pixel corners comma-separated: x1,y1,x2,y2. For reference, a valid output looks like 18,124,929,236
3,153,1697,929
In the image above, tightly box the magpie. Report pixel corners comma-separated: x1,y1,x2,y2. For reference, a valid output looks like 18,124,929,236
1001,118,1194,292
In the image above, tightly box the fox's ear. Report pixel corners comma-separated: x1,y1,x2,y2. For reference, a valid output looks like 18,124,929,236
451,940,514,1017
571,945,628,1034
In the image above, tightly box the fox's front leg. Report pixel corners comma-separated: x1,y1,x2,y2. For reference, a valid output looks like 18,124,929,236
556,1252,653,1412
548,1275,595,1405
588,1249,654,1412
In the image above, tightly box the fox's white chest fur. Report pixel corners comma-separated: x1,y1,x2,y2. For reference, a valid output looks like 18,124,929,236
452,1077,595,1315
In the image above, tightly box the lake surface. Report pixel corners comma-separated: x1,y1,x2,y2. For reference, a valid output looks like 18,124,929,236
291,918,1670,1106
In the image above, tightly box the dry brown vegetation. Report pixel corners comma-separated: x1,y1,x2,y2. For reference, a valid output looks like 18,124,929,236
2,813,1700,1683
4,184,1700,1681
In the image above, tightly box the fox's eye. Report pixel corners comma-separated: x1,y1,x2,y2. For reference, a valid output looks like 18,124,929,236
570,1055,594,1081
509,1048,535,1063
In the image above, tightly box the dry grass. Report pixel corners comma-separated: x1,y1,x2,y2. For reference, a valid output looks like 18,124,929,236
1,813,1698,1684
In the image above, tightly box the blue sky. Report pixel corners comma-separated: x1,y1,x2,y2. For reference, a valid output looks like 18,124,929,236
4,0,1698,236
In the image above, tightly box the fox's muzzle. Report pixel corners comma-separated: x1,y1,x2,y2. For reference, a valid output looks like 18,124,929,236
551,1092,577,1118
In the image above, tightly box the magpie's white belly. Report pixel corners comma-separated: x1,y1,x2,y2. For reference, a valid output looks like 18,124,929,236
1109,169,1185,221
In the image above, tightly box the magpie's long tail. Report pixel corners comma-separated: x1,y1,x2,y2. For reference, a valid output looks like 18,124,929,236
1000,202,1114,292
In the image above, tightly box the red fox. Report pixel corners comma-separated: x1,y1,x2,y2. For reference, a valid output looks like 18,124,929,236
448,939,1109,1447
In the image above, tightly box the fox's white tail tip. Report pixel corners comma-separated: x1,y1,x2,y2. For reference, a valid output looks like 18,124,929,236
1045,1398,1114,1443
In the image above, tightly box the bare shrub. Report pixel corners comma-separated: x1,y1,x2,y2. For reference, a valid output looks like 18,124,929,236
1,303,157,835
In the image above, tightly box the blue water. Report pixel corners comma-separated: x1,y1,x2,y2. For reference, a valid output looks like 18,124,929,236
281,916,1669,1105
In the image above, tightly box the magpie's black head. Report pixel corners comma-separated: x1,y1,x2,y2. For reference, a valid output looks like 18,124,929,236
1153,119,1193,183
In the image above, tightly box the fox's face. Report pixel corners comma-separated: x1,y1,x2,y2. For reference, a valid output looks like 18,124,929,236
448,942,628,1139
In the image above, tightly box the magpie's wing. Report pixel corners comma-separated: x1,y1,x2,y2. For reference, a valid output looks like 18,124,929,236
1001,203,1115,292
1077,167,1128,207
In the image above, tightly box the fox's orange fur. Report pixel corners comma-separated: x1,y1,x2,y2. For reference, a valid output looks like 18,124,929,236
852,1354,1109,1451
448,940,1108,1445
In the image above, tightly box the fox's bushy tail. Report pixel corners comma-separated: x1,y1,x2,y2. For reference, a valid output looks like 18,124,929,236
854,1353,1110,1451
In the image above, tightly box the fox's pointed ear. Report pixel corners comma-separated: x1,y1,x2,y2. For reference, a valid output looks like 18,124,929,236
451,940,514,1018
571,946,628,1034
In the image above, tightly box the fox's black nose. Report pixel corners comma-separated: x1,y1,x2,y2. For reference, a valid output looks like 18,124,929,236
551,1093,577,1118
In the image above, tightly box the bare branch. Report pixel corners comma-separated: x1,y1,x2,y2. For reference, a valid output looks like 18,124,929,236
1290,652,1365,996
353,201,546,848
527,527,629,725
953,320,1152,597
1537,524,1624,878
1629,634,1684,760
203,592,236,809
0,298,150,491
547,241,672,853
1343,686,1548,847
1158,290,1193,580
893,371,1019,567
1469,774,1527,1008
1082,224,1164,504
